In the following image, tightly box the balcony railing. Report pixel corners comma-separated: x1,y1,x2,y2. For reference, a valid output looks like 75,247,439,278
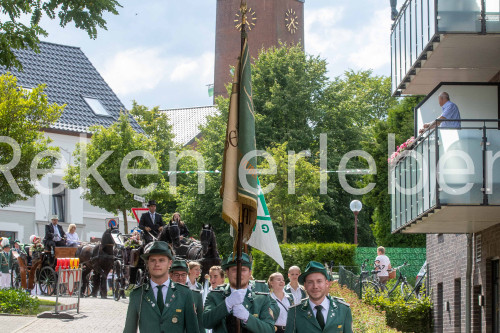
391,119,500,233
391,0,500,95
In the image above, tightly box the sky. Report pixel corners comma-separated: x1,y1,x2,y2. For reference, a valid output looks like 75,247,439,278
39,0,402,110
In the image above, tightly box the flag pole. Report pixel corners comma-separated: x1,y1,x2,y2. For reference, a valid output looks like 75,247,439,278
236,1,247,332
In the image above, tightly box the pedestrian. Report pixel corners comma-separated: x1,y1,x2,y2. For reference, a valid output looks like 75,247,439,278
420,91,461,133
209,266,225,290
269,272,294,333
66,224,80,247
43,215,66,254
375,246,391,286
123,241,199,333
187,261,202,290
169,259,204,333
285,266,307,304
138,200,164,244
0,238,12,289
202,252,275,332
285,261,353,333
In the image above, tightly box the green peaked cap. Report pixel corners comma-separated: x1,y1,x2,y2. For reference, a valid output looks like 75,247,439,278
140,241,174,260
298,261,331,284
169,259,189,272
221,252,252,270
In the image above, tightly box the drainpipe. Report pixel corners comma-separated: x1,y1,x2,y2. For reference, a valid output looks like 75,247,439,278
466,233,472,333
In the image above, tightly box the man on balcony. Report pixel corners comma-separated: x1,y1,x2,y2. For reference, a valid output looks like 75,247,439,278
420,92,461,133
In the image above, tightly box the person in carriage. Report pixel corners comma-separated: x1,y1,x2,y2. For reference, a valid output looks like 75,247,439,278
43,215,66,255
169,212,190,244
139,200,164,244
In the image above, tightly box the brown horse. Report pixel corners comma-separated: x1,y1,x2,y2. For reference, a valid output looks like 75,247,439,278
76,228,115,298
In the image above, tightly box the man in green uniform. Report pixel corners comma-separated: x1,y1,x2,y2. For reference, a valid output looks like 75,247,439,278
123,241,199,333
202,252,275,333
285,261,353,333
169,259,204,333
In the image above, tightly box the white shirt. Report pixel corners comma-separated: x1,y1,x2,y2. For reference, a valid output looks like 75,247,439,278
52,224,61,241
270,292,290,326
186,278,201,290
309,297,330,326
375,255,391,277
150,279,170,305
286,283,304,305
66,232,79,246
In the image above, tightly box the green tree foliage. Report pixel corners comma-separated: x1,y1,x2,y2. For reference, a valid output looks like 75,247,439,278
361,97,425,247
64,112,158,232
258,142,323,243
129,101,177,214
0,0,121,69
0,73,64,207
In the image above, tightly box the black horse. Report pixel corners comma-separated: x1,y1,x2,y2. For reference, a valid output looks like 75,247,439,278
159,223,221,284
76,228,115,298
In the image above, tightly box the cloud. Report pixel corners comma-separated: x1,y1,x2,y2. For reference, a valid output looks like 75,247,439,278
305,5,392,77
100,48,214,100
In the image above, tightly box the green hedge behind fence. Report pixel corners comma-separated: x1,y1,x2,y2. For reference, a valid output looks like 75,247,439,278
251,243,357,280
251,244,426,282
356,247,426,279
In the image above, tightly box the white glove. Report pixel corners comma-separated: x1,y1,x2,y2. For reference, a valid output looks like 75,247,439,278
225,288,247,312
232,304,250,322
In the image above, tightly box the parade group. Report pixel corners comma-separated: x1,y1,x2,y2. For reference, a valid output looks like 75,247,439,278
0,200,354,332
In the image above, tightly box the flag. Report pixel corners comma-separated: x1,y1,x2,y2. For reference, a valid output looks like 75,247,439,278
247,179,284,268
220,37,258,246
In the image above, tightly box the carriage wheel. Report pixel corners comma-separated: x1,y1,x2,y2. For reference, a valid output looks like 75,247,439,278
113,260,122,301
10,263,21,289
39,266,57,296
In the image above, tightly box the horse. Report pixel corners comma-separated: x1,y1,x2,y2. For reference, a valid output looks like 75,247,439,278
157,222,181,250
198,224,221,284
76,228,115,298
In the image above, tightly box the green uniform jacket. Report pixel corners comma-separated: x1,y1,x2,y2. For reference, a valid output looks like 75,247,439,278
202,284,275,333
192,289,204,333
285,283,307,300
123,280,199,333
0,250,12,274
250,280,280,321
285,296,353,333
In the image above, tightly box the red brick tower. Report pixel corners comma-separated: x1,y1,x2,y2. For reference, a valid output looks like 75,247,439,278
214,0,305,98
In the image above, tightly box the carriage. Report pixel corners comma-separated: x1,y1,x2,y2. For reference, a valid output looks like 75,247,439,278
11,246,78,295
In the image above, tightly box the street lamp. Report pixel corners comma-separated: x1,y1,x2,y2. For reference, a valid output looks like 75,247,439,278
350,200,362,245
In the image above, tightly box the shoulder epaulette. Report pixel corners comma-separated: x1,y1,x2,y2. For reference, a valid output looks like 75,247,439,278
175,283,190,289
192,289,202,293
255,280,266,283
211,289,224,292
254,291,269,295
334,298,350,307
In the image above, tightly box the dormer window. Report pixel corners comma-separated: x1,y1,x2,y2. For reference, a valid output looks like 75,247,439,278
83,97,110,116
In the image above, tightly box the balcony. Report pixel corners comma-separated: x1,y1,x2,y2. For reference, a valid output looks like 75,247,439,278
391,119,500,234
391,0,500,96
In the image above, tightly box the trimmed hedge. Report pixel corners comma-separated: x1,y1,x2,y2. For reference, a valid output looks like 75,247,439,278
0,288,39,314
251,243,357,280
356,247,426,279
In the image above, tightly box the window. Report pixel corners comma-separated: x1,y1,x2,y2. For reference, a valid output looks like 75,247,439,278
0,231,16,244
52,183,66,222
83,97,110,116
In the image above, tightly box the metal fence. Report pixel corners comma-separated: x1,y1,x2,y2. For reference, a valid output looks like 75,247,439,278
335,265,362,299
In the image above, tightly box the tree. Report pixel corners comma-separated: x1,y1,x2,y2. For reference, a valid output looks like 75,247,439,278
258,142,323,243
64,112,159,232
361,96,426,247
0,73,64,207
0,0,121,70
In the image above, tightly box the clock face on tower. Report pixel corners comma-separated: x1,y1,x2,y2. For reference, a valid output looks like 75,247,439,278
234,8,257,31
285,9,299,34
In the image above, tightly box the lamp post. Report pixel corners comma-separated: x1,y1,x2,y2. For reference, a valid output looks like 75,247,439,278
350,200,362,245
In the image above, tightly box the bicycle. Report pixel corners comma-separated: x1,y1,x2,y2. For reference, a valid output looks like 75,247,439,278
404,262,427,301
357,259,387,295
387,262,412,298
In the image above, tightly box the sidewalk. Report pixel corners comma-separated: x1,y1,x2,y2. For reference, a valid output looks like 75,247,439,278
0,295,129,333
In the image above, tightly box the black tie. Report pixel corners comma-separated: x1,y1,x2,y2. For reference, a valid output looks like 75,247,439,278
315,305,325,330
157,285,164,313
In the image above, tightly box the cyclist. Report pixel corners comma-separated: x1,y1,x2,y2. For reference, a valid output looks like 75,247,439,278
374,246,391,286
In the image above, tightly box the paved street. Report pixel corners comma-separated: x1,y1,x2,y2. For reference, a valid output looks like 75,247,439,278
0,295,129,333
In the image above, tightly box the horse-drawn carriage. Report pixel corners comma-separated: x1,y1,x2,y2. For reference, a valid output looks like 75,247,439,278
11,246,78,295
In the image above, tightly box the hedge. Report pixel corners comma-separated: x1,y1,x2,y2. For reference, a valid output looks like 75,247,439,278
356,247,426,279
251,242,357,280
0,288,39,314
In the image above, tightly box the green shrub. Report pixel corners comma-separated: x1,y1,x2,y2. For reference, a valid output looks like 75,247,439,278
363,288,432,332
0,288,40,314
251,242,357,280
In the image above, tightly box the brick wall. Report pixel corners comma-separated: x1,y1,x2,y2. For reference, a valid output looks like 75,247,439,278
427,223,500,332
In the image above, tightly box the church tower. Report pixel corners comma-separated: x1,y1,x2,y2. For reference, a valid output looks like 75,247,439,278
214,0,305,98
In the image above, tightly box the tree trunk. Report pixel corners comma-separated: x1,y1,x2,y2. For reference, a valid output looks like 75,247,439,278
122,208,128,234
282,212,287,243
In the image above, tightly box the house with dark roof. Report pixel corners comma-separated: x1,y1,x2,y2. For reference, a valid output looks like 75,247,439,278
0,42,142,242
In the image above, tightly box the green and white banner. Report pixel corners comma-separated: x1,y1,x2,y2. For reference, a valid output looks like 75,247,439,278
247,179,284,268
